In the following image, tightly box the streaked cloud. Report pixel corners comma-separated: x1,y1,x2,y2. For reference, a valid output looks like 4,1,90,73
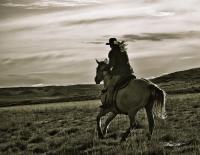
1,0,101,9
121,31,200,42
0,0,200,87
62,15,145,26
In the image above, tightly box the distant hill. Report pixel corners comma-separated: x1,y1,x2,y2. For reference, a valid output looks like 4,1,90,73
0,84,103,107
151,67,200,94
0,68,200,107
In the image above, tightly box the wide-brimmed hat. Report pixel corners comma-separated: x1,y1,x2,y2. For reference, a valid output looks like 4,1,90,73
106,38,118,45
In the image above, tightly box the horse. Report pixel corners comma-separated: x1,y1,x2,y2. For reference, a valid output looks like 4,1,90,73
94,59,166,142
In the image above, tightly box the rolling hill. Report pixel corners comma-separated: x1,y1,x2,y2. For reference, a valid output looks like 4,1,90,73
0,67,200,107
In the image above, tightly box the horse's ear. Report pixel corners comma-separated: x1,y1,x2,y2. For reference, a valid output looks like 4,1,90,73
96,59,100,64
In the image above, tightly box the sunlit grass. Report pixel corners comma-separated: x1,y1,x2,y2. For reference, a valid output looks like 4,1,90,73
0,94,199,154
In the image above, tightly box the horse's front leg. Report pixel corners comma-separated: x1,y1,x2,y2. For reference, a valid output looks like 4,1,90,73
102,113,117,136
96,108,109,139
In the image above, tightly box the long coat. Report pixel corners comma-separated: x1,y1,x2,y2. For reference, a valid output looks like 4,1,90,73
108,46,133,76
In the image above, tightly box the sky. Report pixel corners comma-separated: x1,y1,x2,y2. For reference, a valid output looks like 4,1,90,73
0,0,200,87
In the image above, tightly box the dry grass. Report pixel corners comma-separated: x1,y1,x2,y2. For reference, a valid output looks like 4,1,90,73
0,94,200,155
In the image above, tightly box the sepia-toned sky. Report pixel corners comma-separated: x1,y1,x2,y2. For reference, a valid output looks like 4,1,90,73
0,0,200,87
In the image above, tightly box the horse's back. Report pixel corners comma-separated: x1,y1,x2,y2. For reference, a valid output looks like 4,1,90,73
116,78,152,113
129,78,152,88
120,78,152,96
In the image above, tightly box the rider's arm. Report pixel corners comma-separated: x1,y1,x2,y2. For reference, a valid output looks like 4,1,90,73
123,51,129,63
108,51,116,68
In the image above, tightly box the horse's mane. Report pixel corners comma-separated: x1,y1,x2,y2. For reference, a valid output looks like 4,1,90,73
100,61,112,75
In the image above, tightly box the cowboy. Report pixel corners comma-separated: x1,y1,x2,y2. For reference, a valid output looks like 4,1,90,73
105,38,134,107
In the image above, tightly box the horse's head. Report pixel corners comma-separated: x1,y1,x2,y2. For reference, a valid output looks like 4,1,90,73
95,59,110,84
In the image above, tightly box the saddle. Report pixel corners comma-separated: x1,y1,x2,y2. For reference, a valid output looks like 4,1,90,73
114,74,136,90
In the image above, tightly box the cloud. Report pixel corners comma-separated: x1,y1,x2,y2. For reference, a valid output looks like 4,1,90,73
121,31,200,42
62,15,145,26
0,25,39,33
0,52,75,65
1,0,101,9
85,41,104,44
1,0,200,87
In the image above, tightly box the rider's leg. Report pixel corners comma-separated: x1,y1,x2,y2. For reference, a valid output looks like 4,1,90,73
106,75,121,106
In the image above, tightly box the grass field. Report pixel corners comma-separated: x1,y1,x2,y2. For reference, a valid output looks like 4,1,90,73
0,93,200,155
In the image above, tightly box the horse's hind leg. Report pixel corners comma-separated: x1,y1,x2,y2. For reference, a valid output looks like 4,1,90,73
145,104,154,140
121,111,137,142
102,113,116,136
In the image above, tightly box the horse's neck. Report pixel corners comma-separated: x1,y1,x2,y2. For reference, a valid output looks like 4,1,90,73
103,71,112,88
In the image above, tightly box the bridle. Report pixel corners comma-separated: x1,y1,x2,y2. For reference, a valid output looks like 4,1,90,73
95,63,111,84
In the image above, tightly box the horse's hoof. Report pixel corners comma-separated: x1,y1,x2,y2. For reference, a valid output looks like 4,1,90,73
120,138,126,143
146,133,152,141
120,136,127,143
103,130,108,136
98,134,104,139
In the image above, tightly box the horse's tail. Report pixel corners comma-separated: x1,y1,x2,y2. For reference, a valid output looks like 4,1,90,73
149,84,167,119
